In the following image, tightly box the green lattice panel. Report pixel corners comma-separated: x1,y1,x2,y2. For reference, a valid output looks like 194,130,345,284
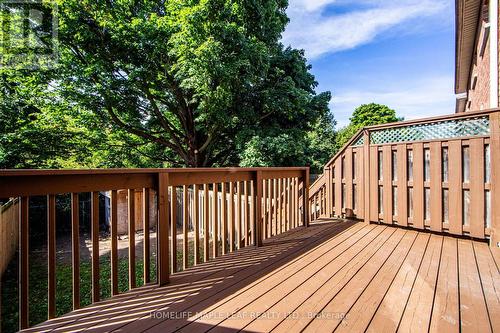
370,116,490,145
351,134,364,146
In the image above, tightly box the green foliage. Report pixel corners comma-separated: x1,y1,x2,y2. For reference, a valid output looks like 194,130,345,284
0,0,333,169
335,103,402,151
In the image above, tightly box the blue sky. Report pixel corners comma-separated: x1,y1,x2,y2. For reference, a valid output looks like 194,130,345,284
281,0,456,127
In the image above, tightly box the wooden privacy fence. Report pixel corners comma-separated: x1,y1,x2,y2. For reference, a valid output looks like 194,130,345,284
309,108,500,246
0,199,19,277
0,167,309,330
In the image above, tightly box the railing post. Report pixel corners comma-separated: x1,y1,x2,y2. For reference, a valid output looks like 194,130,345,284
254,171,263,247
157,172,170,285
490,111,500,247
325,167,332,217
303,168,310,227
363,130,371,224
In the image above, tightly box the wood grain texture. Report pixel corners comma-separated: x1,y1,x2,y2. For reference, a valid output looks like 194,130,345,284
19,196,29,330
397,145,408,226
193,184,200,265
23,221,497,333
448,141,463,235
143,188,151,283
110,190,118,295
469,138,485,238
412,143,425,229
430,142,443,232
47,194,56,319
71,193,81,307
157,173,170,285
128,188,136,288
91,191,100,303
183,185,189,270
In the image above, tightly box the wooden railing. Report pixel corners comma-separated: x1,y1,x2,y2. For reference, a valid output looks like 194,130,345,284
0,199,19,277
0,167,309,330
309,108,500,246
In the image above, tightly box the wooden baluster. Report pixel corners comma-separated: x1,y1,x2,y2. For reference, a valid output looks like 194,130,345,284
221,182,228,255
278,179,282,234
212,183,218,258
314,193,318,221
170,187,177,273
47,194,56,319
71,193,81,308
285,179,289,228
254,172,263,246
267,179,272,237
110,190,118,295
291,178,295,229
236,182,242,249
250,180,255,245
157,173,170,285
193,184,200,265
303,169,310,227
229,182,235,252
91,191,100,302
285,179,289,229
143,188,150,283
263,179,268,240
128,189,136,288
243,181,248,246
287,178,292,230
204,184,210,261
19,196,29,330
183,185,189,270
273,179,278,236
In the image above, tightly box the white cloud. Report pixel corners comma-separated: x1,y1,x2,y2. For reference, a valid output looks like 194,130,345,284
283,0,449,58
332,76,456,127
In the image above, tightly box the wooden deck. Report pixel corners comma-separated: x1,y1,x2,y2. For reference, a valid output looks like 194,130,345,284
23,220,500,333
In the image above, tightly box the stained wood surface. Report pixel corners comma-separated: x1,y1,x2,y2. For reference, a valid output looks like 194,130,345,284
22,220,499,333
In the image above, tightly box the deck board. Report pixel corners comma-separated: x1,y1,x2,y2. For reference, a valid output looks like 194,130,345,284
365,232,430,333
429,237,459,332
22,220,499,333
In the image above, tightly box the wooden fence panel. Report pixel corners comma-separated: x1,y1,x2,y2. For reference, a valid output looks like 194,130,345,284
0,200,19,277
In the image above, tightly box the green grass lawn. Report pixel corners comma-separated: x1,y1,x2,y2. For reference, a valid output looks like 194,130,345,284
1,255,157,333
0,240,213,333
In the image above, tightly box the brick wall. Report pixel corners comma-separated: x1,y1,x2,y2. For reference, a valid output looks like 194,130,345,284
466,3,491,111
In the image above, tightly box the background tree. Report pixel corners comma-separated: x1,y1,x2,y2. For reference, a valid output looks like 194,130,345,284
334,103,402,151
41,0,333,168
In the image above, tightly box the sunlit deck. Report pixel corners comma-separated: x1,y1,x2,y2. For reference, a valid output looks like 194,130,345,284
22,220,499,333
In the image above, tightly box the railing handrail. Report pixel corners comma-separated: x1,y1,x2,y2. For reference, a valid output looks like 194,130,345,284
0,167,309,198
0,166,308,177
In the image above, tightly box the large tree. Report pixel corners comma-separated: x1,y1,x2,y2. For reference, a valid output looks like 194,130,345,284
334,103,402,151
32,0,331,167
